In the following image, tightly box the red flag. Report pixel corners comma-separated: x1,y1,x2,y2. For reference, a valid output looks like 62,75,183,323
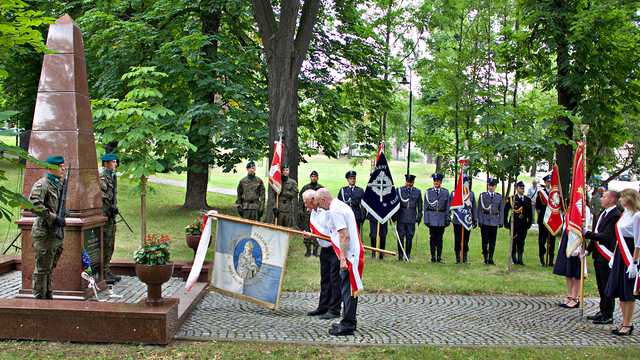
565,142,586,256
450,159,469,209
543,163,564,235
268,140,283,194
376,142,384,163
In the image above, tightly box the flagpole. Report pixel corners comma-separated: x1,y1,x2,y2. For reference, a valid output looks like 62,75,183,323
579,125,589,319
507,176,517,272
460,224,465,263
376,222,381,258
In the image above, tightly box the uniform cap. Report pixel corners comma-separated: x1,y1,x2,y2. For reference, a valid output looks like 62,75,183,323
405,174,416,182
487,178,499,186
516,181,525,188
345,170,357,179
101,153,118,162
310,170,318,177
246,161,256,168
46,155,64,165
432,173,444,181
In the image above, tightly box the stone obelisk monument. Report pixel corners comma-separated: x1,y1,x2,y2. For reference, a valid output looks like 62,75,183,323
17,15,106,298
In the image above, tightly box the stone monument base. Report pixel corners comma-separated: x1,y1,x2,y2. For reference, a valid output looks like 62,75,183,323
0,257,210,345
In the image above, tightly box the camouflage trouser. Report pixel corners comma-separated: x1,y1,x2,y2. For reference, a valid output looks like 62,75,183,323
32,235,63,299
103,218,116,272
240,209,262,221
277,212,295,228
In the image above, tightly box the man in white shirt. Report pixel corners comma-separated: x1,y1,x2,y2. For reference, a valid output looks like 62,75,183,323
316,188,364,336
302,189,341,320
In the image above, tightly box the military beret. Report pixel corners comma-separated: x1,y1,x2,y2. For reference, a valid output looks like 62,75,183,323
282,162,289,169
310,170,318,177
543,174,552,182
345,170,357,179
405,174,416,182
246,161,256,168
432,173,444,181
487,178,499,186
463,175,471,183
101,153,118,162
516,181,525,188
46,155,64,165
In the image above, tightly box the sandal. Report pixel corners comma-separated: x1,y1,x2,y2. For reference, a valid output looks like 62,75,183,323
559,297,579,309
612,325,634,336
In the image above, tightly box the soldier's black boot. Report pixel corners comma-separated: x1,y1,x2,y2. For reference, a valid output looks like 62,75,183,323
46,274,53,299
312,244,319,257
32,273,48,299
488,254,495,265
455,255,460,264
463,254,468,263
304,243,312,257
518,253,525,266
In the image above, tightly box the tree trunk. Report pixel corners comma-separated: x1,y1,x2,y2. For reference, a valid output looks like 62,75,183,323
140,175,147,246
183,7,221,209
435,155,443,174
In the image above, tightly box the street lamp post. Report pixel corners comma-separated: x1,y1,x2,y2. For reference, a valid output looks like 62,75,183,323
401,69,413,176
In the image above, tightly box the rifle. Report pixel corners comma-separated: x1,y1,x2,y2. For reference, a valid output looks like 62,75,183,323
54,168,70,240
117,212,134,233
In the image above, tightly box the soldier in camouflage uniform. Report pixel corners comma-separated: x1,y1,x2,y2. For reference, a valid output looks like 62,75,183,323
236,161,265,220
267,163,299,227
299,170,323,257
28,155,67,299
100,153,121,284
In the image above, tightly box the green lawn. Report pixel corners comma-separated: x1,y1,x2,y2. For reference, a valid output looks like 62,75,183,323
0,340,635,359
0,162,594,296
156,155,535,197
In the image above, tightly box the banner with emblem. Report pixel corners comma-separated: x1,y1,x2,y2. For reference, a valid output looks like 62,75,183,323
544,163,565,235
211,215,290,310
451,160,473,230
566,142,586,256
362,150,400,224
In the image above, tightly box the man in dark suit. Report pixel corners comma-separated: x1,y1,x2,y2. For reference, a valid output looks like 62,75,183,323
504,181,533,265
395,174,423,261
584,190,621,325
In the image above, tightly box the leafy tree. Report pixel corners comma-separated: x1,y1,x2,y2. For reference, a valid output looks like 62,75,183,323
93,66,194,244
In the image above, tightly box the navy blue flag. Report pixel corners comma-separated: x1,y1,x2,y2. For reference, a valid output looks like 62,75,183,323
452,177,474,230
361,152,400,224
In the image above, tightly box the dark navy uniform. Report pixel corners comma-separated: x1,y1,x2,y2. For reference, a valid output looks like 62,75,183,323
337,171,365,231
535,179,556,266
504,184,533,265
424,173,450,262
396,175,423,261
477,178,503,265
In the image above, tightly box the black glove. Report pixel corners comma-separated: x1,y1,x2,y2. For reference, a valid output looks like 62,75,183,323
584,231,593,240
54,214,66,227
111,207,119,216
273,208,280,218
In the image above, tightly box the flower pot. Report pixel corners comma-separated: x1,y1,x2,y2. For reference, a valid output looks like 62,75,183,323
135,263,174,306
186,233,211,257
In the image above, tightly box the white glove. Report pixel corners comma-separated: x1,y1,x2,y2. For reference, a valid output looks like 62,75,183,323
206,210,218,217
627,263,638,279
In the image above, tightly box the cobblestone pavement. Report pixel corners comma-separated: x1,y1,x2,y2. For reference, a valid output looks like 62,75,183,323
0,271,185,303
3,271,640,346
177,291,640,346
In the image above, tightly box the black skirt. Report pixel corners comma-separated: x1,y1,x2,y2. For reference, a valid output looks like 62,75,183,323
553,231,581,279
605,236,636,301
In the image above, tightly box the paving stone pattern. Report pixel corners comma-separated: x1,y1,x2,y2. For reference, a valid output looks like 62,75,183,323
2,271,640,346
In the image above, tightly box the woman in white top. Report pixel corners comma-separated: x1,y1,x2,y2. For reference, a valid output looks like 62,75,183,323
605,189,640,336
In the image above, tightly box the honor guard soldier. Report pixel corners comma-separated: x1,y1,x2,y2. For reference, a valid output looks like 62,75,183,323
504,181,533,265
337,170,365,232
28,155,67,299
395,174,423,261
536,174,556,266
299,170,323,257
424,173,450,263
450,175,476,264
100,153,121,284
478,178,503,265
236,161,265,220
267,163,299,227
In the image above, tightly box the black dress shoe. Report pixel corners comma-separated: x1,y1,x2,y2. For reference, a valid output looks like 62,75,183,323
430,257,436,263
307,308,327,316
319,312,340,320
329,324,355,336
593,317,613,325
488,259,495,265
586,312,603,321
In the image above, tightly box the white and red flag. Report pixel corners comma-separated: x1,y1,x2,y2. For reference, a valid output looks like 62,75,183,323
566,142,587,256
268,140,283,193
544,163,565,235
450,159,470,210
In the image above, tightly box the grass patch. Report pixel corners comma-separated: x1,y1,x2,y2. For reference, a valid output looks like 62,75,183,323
0,340,635,359
0,161,590,296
